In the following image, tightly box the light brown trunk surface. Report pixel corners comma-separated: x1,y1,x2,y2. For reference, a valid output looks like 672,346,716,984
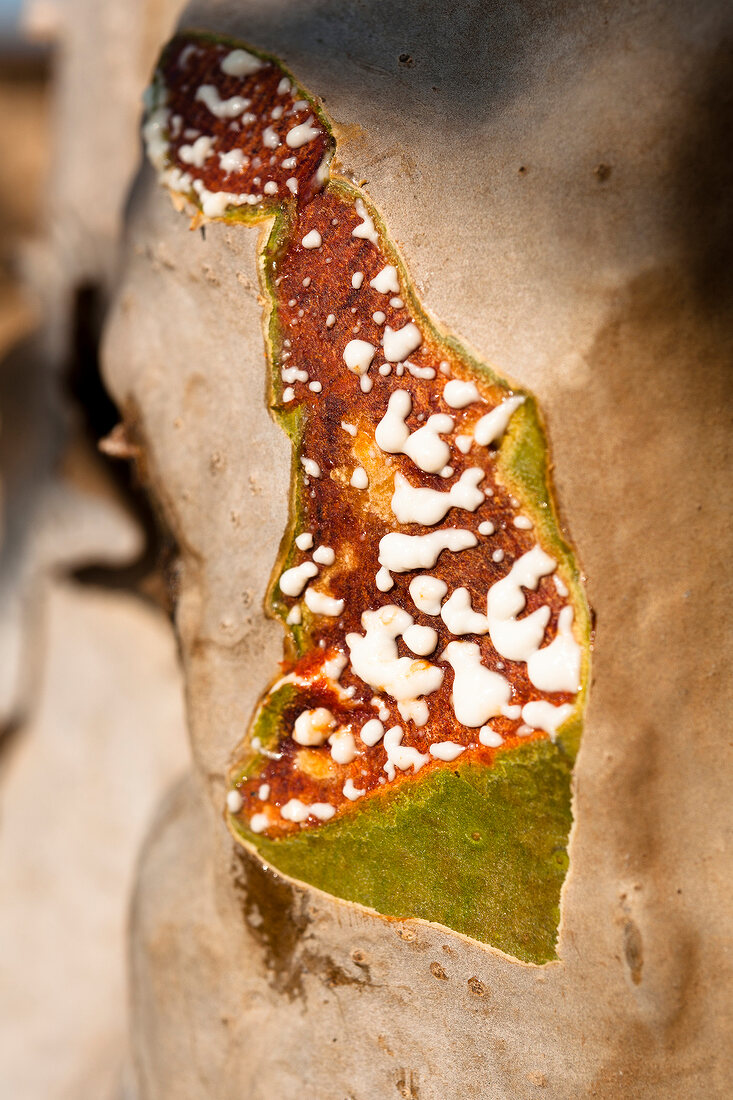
99,1,732,1095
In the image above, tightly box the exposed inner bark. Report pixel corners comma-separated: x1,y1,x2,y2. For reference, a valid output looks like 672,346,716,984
141,30,591,958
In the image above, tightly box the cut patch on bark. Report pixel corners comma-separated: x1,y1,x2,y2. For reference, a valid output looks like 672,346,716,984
142,30,591,962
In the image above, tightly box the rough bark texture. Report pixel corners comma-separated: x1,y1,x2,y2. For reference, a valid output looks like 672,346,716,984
100,1,732,1095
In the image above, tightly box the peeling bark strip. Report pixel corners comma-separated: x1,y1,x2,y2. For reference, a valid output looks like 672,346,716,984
143,31,591,962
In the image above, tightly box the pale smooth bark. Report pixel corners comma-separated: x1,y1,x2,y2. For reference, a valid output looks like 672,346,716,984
98,0,733,1095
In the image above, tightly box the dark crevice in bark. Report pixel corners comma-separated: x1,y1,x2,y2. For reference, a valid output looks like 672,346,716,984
64,280,177,611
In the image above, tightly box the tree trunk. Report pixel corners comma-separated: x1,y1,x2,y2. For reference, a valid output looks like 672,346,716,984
100,1,732,1095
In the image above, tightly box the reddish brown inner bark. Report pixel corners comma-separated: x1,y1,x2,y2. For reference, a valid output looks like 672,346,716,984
153,34,576,837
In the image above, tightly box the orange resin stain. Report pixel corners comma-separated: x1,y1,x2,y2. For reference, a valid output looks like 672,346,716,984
144,33,583,840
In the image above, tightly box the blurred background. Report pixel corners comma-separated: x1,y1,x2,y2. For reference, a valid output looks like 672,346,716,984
0,1,188,1096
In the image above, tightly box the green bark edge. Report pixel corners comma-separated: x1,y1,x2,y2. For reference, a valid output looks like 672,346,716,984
232,739,572,964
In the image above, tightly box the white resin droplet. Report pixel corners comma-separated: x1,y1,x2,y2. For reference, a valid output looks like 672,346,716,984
350,467,369,489
343,778,366,800
343,339,375,375
286,115,321,148
440,588,490,635
195,84,251,119
282,366,308,384
408,575,448,615
382,322,422,362
474,395,525,447
401,416,454,472
370,265,401,294
360,718,385,746
142,104,171,170
220,48,262,76
375,389,411,451
375,390,454,474
442,641,512,727
301,456,321,477
218,148,246,174
479,726,504,748
443,379,480,408
352,197,379,245
281,799,309,823
292,707,336,746
429,740,466,761
391,468,484,525
312,545,335,565
526,606,582,692
176,45,198,70
322,653,347,682
304,587,344,616
262,125,280,149
378,529,477,574
406,361,436,380
554,574,569,597
279,561,318,596
311,803,336,820
226,789,243,813
402,624,438,656
486,545,555,661
397,699,429,726
329,728,358,764
302,229,322,249
382,725,430,781
521,700,574,740
346,605,443,703
281,799,335,823
178,135,215,167
375,566,394,592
